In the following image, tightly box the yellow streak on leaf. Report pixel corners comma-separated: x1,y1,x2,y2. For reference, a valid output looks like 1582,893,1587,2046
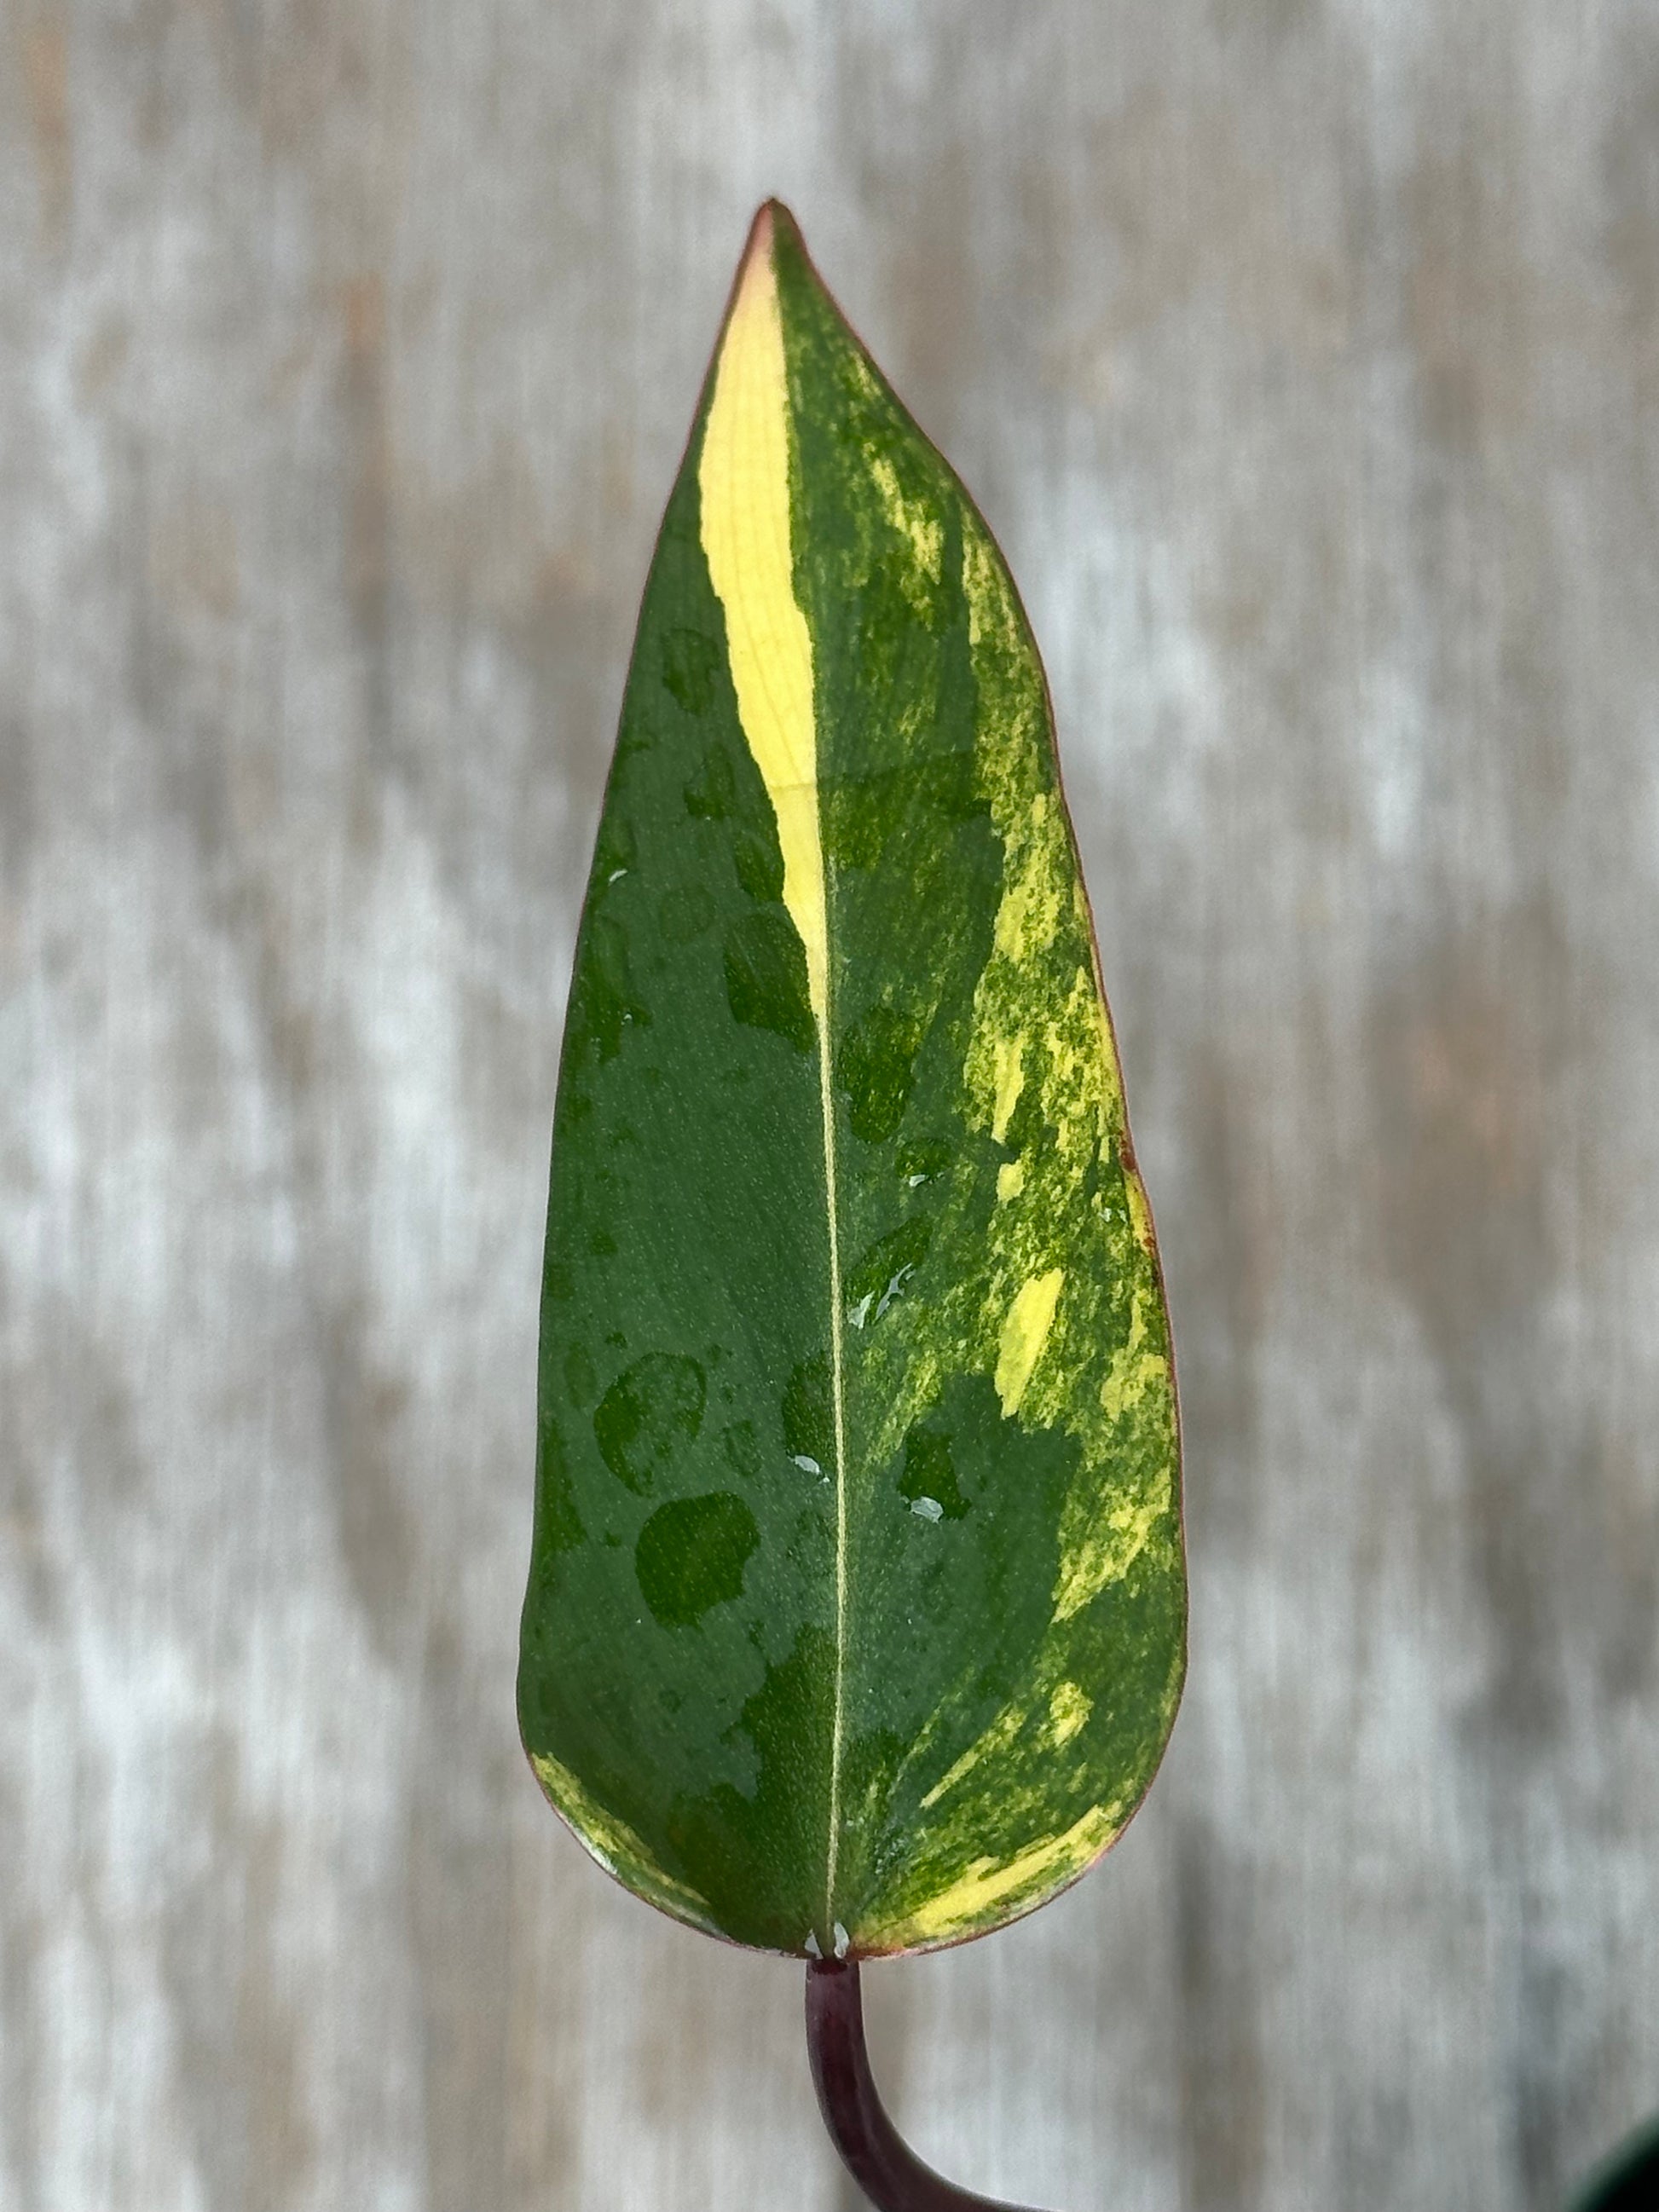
1049,1679,1091,1745
529,1751,719,1930
1124,1162,1157,1254
991,800,1066,961
995,1267,1064,1418
871,1801,1122,1949
996,1158,1025,1202
868,451,944,584
1052,1472,1171,1622
1099,1285,1163,1423
697,214,826,1027
990,1033,1025,1142
918,1697,1027,1811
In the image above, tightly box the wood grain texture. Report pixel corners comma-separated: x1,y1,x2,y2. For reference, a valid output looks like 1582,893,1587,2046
2,3,1656,2208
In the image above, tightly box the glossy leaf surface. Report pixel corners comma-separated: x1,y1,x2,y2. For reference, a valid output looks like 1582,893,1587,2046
517,204,1184,1957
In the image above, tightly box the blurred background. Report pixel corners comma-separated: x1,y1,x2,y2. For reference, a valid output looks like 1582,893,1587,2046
3,2,1658,2208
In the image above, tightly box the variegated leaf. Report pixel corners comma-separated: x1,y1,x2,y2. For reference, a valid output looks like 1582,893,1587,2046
517,203,1185,1959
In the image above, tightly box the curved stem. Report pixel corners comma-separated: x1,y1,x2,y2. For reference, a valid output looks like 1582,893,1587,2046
807,1955,1659,2212
805,1960,1048,2212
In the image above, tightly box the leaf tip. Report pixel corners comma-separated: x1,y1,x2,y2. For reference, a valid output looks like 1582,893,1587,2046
742,197,806,269
738,199,777,274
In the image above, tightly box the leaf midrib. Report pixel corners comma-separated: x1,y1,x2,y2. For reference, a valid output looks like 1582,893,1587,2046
821,904,848,1940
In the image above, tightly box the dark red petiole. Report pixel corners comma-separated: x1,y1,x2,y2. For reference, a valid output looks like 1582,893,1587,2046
807,1955,1659,2212
805,1960,1048,2212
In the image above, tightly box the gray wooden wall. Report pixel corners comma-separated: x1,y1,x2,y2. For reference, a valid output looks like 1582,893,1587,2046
4,2,1658,2208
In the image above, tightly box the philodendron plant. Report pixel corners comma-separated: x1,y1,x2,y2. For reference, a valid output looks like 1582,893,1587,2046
517,198,1181,2203
516,204,1654,2212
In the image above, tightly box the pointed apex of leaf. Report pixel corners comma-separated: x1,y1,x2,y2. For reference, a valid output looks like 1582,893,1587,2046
749,196,803,253
724,201,795,311
519,212,1186,1959
720,202,827,346
736,199,777,281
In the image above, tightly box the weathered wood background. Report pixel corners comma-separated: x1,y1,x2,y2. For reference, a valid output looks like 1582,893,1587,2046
4,3,1658,2207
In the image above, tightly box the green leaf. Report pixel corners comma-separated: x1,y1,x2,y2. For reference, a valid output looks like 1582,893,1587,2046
517,202,1185,1959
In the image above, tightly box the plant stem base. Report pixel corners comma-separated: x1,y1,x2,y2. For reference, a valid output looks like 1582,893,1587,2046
805,1960,1042,2212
